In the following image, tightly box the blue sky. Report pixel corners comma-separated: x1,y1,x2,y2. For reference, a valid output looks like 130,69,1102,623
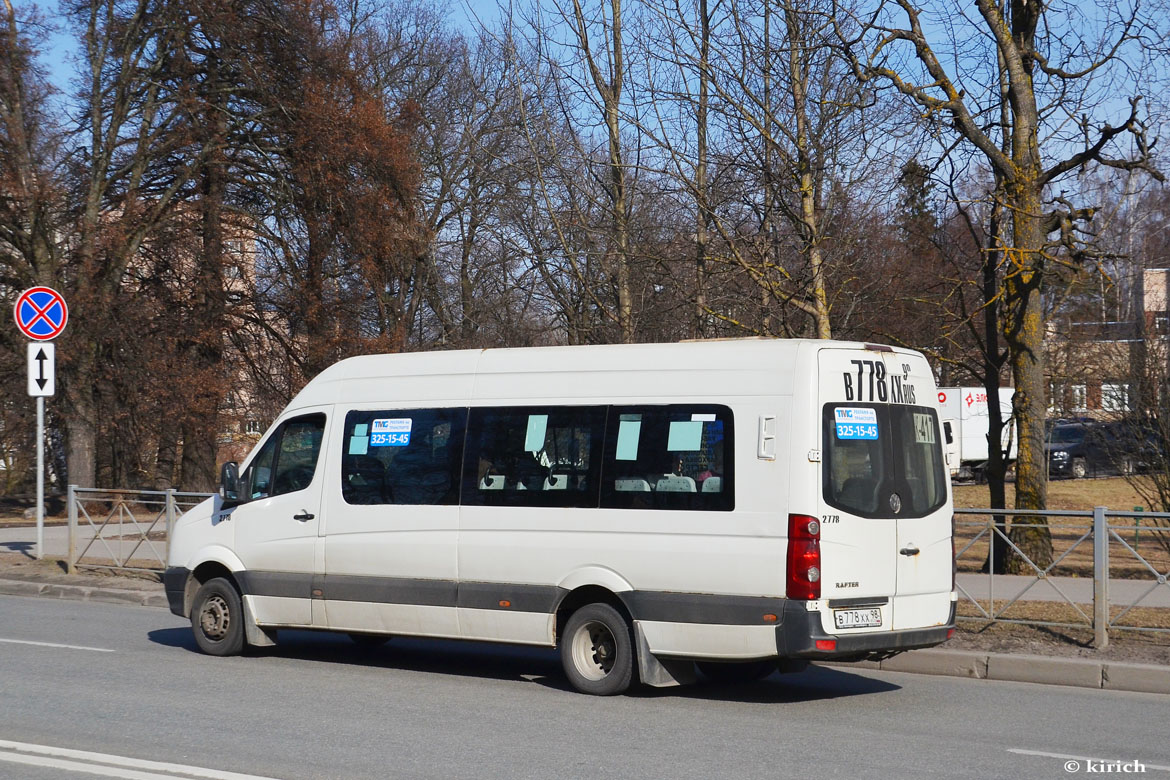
25,0,503,97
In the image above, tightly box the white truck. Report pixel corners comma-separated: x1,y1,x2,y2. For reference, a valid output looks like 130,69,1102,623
937,387,1016,481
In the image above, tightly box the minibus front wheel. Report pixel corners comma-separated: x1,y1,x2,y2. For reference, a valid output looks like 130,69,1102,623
191,577,245,656
561,603,635,696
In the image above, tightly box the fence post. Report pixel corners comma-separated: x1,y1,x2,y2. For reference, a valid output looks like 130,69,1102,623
1093,506,1109,649
67,484,77,575
165,489,177,563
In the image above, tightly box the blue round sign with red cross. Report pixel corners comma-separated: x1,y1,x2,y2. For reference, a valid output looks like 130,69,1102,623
14,287,69,341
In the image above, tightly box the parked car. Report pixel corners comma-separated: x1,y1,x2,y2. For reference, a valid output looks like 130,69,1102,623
1047,423,1097,478
1046,419,1166,478
1098,419,1168,474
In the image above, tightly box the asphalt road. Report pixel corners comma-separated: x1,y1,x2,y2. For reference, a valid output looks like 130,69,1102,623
1,595,1167,780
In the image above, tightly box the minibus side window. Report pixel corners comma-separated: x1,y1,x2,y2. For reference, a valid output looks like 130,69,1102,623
461,406,605,508
243,413,326,500
244,436,277,500
341,408,467,505
600,405,734,511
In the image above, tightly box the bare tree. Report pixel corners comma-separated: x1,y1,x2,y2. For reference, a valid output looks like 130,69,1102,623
639,0,892,339
838,0,1165,567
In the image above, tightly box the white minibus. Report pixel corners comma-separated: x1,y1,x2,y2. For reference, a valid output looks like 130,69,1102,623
165,338,956,695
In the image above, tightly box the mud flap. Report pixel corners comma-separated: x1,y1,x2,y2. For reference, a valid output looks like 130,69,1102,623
241,595,277,647
634,622,696,687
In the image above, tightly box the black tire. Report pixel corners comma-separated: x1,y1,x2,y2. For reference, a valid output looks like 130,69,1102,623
1071,457,1087,479
697,660,775,684
347,632,391,649
191,577,246,657
561,603,635,696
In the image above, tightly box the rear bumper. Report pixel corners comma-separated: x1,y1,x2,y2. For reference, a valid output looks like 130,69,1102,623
776,600,955,660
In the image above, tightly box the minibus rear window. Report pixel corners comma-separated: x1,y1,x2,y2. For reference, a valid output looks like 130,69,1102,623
823,404,946,519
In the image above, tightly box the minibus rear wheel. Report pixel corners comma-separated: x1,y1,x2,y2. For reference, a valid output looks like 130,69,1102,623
191,577,245,656
561,603,635,696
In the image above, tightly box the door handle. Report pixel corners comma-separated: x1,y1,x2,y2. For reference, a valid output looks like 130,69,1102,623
900,544,920,557
293,511,315,522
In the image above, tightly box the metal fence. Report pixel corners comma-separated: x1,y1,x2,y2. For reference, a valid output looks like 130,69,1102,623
62,485,1170,648
66,486,213,575
954,507,1170,647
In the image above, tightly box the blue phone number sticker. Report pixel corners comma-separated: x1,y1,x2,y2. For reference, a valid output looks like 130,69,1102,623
371,431,411,447
835,423,878,440
370,418,413,447
834,407,879,440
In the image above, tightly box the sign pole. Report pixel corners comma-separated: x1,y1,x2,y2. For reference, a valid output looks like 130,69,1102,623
36,395,44,560
14,287,67,561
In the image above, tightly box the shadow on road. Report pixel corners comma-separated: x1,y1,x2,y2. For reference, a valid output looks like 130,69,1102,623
148,627,199,651
0,541,34,558
147,627,899,702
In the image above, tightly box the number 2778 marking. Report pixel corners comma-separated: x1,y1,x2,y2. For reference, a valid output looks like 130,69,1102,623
842,360,887,402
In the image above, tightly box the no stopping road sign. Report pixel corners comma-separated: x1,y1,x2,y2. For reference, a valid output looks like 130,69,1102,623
14,286,68,341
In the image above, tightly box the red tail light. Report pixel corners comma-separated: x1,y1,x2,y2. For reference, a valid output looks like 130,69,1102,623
786,513,821,600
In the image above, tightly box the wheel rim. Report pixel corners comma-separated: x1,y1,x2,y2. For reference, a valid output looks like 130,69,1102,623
570,619,617,681
199,594,231,641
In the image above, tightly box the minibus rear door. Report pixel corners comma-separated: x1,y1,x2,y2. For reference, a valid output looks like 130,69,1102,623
880,354,953,630
817,350,898,623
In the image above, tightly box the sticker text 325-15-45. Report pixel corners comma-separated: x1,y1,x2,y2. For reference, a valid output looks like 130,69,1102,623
370,418,412,447
834,407,879,440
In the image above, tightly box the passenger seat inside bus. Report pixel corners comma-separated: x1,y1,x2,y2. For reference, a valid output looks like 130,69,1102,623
343,455,391,504
839,476,879,513
655,474,697,492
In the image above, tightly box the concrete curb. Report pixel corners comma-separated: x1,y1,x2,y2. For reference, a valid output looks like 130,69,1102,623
3,577,1167,694
822,648,1170,695
0,577,165,609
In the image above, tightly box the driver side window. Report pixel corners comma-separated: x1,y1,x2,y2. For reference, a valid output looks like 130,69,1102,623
243,414,326,500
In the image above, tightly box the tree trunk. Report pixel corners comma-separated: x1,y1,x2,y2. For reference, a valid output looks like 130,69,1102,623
982,167,1010,574
787,7,831,339
1005,194,1053,571
65,399,96,489
693,0,710,340
179,97,229,492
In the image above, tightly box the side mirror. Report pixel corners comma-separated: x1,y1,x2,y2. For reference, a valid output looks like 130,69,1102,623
943,421,954,445
220,461,241,506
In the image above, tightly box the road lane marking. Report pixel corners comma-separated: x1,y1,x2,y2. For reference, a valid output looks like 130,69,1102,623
0,637,115,653
1009,748,1170,772
0,740,283,780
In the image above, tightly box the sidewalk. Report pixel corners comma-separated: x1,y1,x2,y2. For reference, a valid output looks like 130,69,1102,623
1,550,1166,695
956,572,1170,608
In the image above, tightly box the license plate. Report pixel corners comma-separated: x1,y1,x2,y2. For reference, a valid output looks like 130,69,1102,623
833,607,882,629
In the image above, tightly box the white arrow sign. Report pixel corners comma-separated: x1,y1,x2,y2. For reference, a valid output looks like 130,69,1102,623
27,342,55,397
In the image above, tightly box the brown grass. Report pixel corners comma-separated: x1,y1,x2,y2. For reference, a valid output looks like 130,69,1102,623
956,598,1170,630
952,476,1170,578
952,475,1158,511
